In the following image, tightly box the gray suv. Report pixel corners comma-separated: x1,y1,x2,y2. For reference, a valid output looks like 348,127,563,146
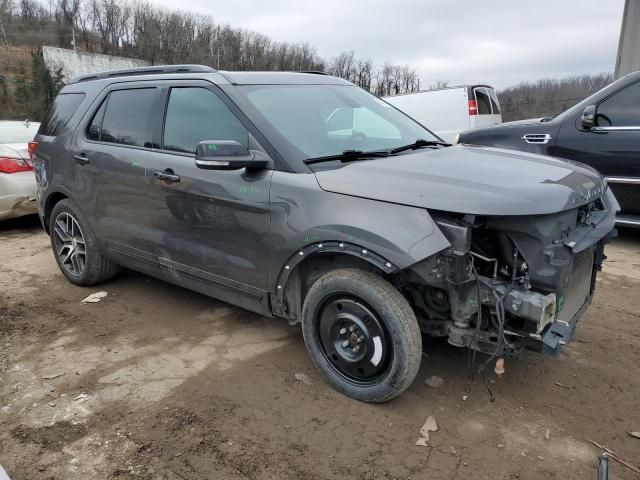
33,65,617,402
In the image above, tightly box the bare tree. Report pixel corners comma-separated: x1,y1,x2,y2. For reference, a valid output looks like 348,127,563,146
498,73,613,121
5,0,425,96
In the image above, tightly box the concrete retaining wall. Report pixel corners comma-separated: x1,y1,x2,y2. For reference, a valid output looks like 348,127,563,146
42,46,149,82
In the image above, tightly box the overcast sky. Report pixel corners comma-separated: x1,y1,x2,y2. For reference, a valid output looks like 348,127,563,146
151,0,624,89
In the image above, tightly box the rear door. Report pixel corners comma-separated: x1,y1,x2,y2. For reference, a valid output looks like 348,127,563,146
67,84,160,263
553,80,640,215
144,81,273,311
469,86,502,129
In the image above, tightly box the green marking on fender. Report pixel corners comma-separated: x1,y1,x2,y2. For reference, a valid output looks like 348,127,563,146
304,233,320,243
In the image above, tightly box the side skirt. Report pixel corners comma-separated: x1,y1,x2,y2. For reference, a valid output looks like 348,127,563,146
105,241,272,317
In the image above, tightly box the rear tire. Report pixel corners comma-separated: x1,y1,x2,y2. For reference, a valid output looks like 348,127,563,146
301,268,422,402
49,199,119,286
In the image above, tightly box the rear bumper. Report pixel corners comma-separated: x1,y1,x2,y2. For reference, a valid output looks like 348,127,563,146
0,171,38,221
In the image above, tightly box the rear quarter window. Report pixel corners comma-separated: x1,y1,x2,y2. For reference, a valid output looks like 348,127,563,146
38,93,85,137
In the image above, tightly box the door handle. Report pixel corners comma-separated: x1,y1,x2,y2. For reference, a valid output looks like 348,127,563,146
154,170,181,183
74,154,90,165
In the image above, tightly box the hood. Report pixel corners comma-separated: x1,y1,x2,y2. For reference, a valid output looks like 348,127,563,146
313,145,605,216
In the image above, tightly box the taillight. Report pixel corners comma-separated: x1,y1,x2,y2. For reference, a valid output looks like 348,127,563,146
468,99,478,116
28,141,38,161
0,157,33,174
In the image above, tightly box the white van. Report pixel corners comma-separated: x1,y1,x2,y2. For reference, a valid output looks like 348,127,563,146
384,85,502,144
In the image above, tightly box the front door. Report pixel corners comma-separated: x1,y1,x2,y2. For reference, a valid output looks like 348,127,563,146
552,80,640,215
145,83,273,312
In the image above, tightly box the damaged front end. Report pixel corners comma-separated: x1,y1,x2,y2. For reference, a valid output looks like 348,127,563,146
399,189,617,357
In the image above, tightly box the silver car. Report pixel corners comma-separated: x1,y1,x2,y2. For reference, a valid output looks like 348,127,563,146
0,120,40,221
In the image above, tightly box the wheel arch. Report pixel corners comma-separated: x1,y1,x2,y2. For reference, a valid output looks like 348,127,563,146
42,188,72,234
272,241,400,323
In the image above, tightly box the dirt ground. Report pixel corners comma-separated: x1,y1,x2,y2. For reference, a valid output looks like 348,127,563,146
1,216,639,480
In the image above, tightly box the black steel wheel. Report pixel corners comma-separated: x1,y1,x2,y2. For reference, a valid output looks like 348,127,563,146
302,268,422,402
317,296,392,384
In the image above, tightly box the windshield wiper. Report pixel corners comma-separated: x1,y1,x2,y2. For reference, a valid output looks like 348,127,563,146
303,149,390,165
389,139,451,154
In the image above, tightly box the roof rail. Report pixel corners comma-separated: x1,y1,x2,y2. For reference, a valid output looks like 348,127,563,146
300,70,328,75
70,64,217,84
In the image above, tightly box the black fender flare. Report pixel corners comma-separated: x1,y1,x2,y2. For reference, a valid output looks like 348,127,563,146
271,241,398,317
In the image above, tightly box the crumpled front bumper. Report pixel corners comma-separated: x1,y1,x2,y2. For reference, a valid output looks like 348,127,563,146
0,171,38,221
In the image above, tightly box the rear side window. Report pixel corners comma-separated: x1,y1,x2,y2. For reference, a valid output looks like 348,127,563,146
99,88,156,147
597,81,640,127
474,88,492,115
162,87,249,154
39,93,85,136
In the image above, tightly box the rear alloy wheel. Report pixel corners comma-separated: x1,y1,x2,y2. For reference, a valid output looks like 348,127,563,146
302,268,422,402
49,199,119,286
53,212,87,276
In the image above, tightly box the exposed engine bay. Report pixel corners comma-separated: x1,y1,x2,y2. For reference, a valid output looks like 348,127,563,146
400,197,614,360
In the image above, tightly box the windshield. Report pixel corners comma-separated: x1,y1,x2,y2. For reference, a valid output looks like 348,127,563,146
0,123,40,144
236,84,439,165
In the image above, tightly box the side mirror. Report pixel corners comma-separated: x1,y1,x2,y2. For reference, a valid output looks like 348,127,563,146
581,105,596,129
195,140,269,170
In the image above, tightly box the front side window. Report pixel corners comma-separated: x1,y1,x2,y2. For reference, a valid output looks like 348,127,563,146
597,81,640,127
163,87,249,154
237,84,436,163
100,88,155,147
39,93,85,137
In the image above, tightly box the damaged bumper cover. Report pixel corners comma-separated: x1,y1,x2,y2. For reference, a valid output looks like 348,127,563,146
0,171,38,221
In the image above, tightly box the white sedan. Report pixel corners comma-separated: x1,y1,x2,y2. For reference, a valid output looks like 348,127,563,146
0,120,40,221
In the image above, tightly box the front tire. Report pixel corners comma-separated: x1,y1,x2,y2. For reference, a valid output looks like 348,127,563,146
301,268,422,402
49,199,119,286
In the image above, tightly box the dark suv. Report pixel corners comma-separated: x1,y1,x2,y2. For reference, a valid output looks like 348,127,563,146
459,71,640,227
34,65,617,402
